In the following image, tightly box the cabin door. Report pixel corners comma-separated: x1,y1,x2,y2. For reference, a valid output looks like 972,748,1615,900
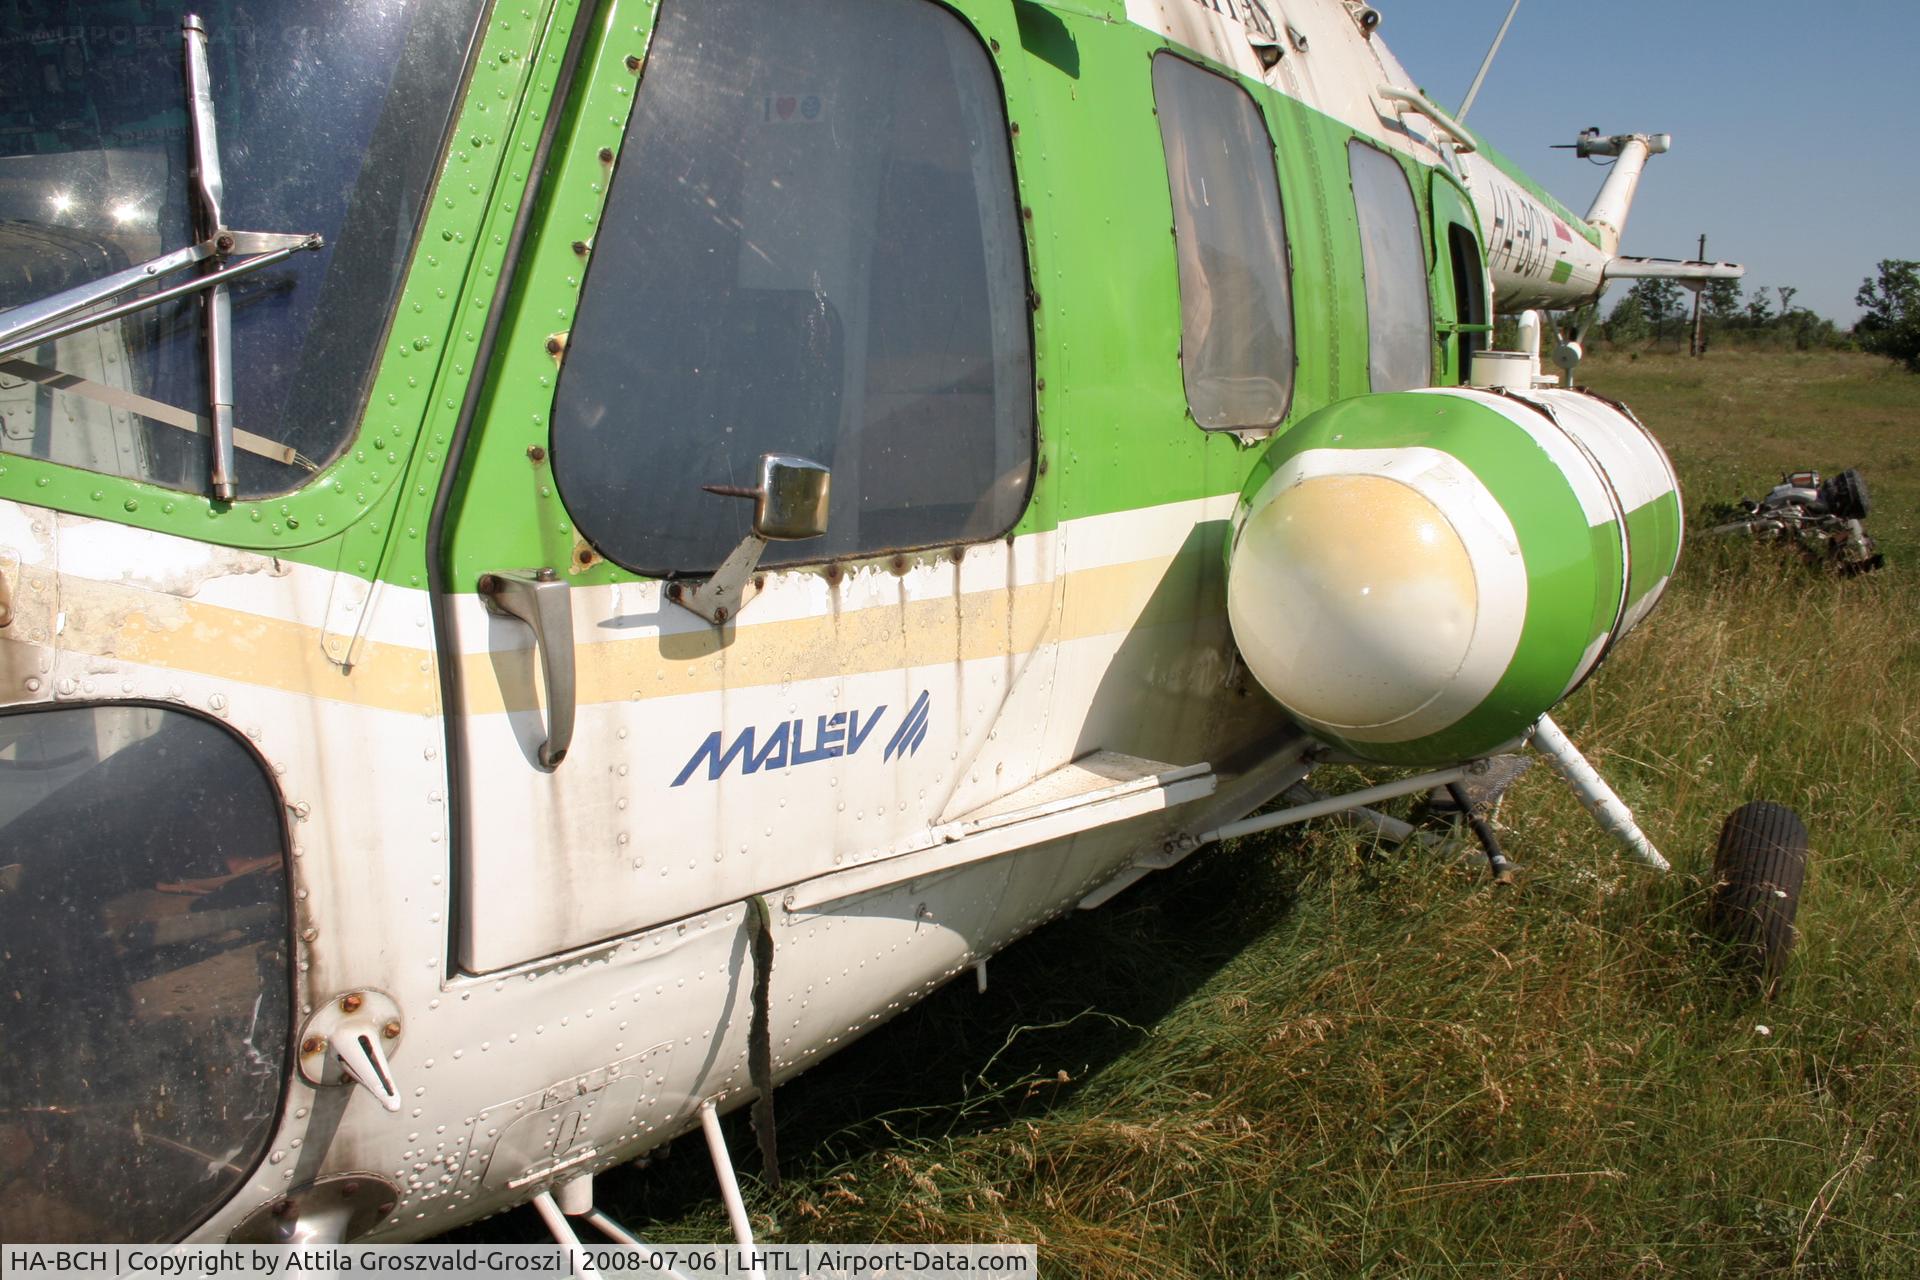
1430,172,1490,385
434,0,1056,973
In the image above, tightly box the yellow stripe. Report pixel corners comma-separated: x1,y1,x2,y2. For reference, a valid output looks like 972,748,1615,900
53,576,439,716
39,553,1224,716
464,577,1061,715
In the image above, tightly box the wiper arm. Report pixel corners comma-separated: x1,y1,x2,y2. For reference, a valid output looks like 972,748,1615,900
185,12,240,500
0,14,323,501
0,242,213,348
0,231,320,365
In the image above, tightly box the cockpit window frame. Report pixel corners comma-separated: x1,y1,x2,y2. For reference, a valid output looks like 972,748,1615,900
0,1,495,502
0,0,554,560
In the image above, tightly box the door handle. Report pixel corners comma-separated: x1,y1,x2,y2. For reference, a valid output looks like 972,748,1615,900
478,569,575,769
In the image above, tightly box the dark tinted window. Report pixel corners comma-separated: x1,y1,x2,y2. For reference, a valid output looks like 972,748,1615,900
1152,55,1294,430
1349,141,1433,391
0,706,289,1243
0,0,487,495
551,0,1032,575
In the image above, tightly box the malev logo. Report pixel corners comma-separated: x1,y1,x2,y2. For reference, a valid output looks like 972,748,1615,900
672,690,931,787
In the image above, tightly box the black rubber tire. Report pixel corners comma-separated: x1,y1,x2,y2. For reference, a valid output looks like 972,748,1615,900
1707,801,1808,987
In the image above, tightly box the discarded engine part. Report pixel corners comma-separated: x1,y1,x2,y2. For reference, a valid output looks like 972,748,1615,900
1706,467,1884,574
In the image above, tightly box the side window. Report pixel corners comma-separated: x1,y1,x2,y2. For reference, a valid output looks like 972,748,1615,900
552,0,1033,576
1152,55,1295,430
0,705,290,1243
1349,140,1433,391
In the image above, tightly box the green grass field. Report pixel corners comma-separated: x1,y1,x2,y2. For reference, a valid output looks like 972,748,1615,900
474,352,1920,1276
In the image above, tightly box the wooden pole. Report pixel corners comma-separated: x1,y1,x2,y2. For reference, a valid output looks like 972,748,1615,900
1690,232,1707,357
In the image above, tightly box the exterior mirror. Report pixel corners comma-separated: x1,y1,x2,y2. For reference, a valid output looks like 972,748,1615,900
702,453,831,541
679,454,831,625
754,454,831,540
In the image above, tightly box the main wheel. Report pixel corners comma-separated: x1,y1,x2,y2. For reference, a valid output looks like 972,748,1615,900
1706,801,1808,989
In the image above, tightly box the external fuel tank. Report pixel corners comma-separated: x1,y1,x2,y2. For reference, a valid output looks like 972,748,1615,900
1226,387,1682,765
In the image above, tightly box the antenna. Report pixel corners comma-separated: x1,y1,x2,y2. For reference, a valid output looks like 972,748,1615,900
1458,0,1523,122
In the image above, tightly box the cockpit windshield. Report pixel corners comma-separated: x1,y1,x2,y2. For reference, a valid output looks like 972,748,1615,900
0,0,486,496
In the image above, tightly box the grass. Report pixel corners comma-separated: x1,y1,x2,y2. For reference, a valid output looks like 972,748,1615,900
460,351,1920,1276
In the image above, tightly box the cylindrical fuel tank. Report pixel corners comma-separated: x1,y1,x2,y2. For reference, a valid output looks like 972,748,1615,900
1226,387,1682,765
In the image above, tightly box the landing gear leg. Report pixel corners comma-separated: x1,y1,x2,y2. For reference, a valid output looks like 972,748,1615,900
531,1185,606,1280
536,1173,693,1280
700,1099,766,1279
1530,714,1670,871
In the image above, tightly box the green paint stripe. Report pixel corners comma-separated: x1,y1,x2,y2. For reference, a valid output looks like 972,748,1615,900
1550,259,1574,285
1623,490,1682,608
1588,520,1625,644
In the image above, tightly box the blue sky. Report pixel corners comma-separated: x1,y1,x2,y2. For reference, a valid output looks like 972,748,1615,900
1376,1,1919,324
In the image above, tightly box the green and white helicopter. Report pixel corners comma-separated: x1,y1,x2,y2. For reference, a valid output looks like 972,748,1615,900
0,0,1780,1249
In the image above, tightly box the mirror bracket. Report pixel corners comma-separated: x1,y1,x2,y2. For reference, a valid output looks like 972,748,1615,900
670,533,769,626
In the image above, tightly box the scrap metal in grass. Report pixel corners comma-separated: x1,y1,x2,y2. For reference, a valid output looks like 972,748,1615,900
1707,467,1885,574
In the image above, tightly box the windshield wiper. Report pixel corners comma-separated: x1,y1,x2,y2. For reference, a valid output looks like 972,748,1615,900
0,15,323,501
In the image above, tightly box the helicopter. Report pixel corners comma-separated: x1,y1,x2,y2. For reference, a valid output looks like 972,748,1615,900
0,0,1784,1251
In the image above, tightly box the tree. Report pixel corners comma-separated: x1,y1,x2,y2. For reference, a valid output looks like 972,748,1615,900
1632,278,1686,341
1603,279,1700,345
1604,289,1648,343
1855,259,1920,372
1743,289,1776,327
1780,306,1839,351
1704,278,1743,324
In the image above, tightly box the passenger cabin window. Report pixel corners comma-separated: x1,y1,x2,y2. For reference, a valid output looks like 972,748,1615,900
0,0,488,495
1348,141,1433,391
551,0,1033,576
1151,55,1295,430
0,705,290,1242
